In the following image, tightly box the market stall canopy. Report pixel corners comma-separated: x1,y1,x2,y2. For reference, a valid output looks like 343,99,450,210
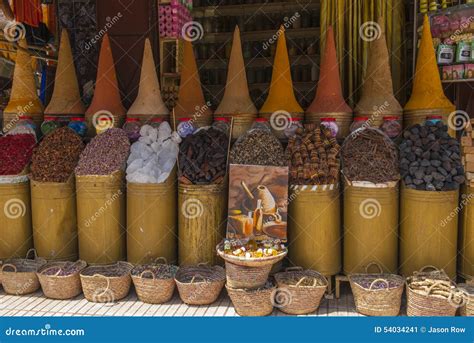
85,33,126,117
306,26,351,114
45,29,85,116
404,15,454,112
173,39,212,121
355,17,402,116
127,38,169,116
215,26,257,116
260,26,303,114
4,38,43,115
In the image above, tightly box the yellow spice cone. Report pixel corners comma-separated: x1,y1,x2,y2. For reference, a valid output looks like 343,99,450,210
85,33,126,118
215,26,257,115
405,15,454,112
174,40,212,121
355,17,402,115
4,39,43,116
45,29,85,115
260,26,303,114
128,38,169,116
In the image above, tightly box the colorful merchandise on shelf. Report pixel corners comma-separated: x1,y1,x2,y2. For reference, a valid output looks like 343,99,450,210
158,1,192,38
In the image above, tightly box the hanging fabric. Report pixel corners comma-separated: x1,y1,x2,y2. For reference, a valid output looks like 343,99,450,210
13,0,43,27
320,0,405,107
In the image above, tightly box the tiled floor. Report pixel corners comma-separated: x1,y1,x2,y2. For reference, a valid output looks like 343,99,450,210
0,284,364,317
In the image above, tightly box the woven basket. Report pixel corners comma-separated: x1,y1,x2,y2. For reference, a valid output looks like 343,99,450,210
226,283,276,316
131,260,178,304
274,267,328,315
349,263,404,316
37,260,87,299
175,265,225,305
80,261,134,303
216,244,287,289
1,249,47,295
406,267,459,316
458,284,474,317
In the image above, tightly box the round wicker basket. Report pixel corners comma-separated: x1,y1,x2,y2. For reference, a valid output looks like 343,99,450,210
175,265,225,305
226,283,275,316
131,261,178,304
1,249,46,295
37,260,87,299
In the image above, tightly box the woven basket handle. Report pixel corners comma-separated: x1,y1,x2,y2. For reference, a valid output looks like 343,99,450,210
417,265,440,274
197,262,209,268
295,276,318,288
92,274,111,297
285,266,303,272
25,248,39,260
140,270,156,280
365,262,383,274
40,266,62,276
153,257,168,265
369,278,389,290
119,261,134,272
1,263,17,273
425,281,444,295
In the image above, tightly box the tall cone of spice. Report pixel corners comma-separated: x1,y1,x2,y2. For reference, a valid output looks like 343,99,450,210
127,38,169,123
404,15,454,127
306,26,352,138
355,17,402,128
173,39,212,128
85,33,125,134
45,29,85,116
215,26,257,139
3,38,43,132
260,26,303,140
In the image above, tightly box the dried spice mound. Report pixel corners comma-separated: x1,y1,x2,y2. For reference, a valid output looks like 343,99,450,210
342,128,399,183
0,134,36,175
230,129,285,166
179,127,228,184
400,122,464,191
76,128,130,176
31,127,84,182
286,124,340,185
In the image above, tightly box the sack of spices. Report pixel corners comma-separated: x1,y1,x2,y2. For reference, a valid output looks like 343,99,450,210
230,119,285,167
0,133,36,183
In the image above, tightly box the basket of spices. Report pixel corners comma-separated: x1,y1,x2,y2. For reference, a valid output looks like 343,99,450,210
175,264,225,305
1,249,46,295
349,262,405,316
37,260,87,299
80,261,134,303
217,239,287,289
274,267,328,315
406,267,462,316
226,281,276,316
458,284,474,316
131,258,178,304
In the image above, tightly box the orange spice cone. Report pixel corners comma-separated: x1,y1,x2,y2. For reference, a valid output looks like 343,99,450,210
215,26,257,116
260,26,303,115
127,38,169,120
85,33,125,130
307,26,351,115
45,29,85,116
355,17,402,127
405,15,454,113
173,39,212,127
3,38,43,131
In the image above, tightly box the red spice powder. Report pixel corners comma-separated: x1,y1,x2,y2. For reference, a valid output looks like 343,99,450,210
0,134,36,175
